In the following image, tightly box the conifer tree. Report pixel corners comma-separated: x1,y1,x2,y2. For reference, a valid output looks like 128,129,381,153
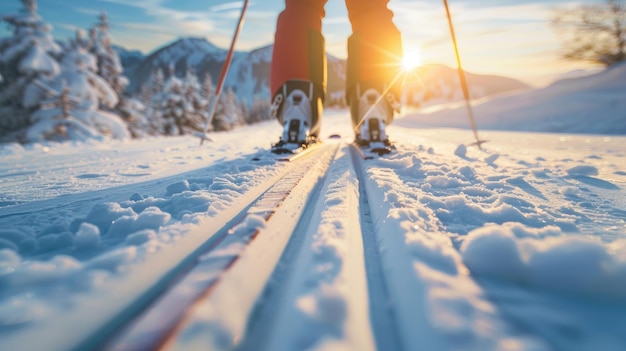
182,67,209,132
89,11,128,95
212,87,243,131
159,64,183,135
0,0,61,141
202,72,213,101
159,66,210,135
142,67,165,135
21,31,129,142
247,97,271,124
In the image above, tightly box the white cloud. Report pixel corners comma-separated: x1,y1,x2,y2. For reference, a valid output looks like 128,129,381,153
209,1,244,12
58,23,84,34
97,0,273,52
74,7,101,16
99,0,219,35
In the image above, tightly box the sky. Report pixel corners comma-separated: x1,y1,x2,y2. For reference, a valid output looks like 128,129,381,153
0,0,607,86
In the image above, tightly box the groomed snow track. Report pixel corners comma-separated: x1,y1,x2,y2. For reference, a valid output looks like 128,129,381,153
93,142,339,350
238,144,404,351
57,140,408,351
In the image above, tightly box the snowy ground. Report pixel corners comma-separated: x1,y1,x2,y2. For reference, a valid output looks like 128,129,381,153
1,109,625,350
398,62,626,134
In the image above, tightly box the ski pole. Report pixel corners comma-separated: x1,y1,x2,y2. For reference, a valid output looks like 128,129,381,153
199,0,250,145
443,0,487,149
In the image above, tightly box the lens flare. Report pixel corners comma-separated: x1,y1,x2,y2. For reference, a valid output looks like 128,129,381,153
401,49,423,72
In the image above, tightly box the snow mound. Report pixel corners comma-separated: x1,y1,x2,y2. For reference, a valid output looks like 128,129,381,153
462,223,626,299
74,223,101,250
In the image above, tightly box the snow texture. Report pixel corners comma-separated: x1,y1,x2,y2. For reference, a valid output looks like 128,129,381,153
397,62,626,135
0,106,625,350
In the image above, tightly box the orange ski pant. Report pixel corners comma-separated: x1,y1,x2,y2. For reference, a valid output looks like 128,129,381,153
270,0,403,101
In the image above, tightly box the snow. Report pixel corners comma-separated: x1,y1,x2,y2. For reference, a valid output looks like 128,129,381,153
74,223,101,249
248,145,374,351
1,66,626,349
18,41,59,76
461,223,626,297
397,62,626,134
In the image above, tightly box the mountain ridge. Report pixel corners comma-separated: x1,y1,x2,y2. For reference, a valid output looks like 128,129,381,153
115,37,530,106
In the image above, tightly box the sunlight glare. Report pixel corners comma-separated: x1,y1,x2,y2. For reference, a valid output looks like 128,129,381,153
401,49,423,72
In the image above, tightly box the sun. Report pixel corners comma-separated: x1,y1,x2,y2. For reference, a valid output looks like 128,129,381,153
401,49,423,72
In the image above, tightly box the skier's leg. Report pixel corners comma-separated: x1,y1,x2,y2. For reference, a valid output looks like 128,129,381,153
345,0,402,143
270,0,327,143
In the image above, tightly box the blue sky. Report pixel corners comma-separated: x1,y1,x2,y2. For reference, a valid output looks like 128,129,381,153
0,0,605,86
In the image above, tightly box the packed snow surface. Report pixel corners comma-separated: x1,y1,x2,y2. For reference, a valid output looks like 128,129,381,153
0,109,625,350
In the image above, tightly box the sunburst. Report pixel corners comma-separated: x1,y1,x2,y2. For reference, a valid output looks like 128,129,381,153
401,48,423,72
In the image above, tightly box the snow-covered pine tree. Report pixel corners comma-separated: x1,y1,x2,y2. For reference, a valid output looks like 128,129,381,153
246,97,271,124
202,72,213,101
212,87,243,131
88,11,147,137
140,67,165,135
140,84,151,108
159,64,183,135
117,97,149,138
126,84,156,138
182,67,209,133
149,68,163,125
0,0,62,142
159,65,209,135
21,32,130,142
89,11,128,95
152,67,164,97
0,0,61,80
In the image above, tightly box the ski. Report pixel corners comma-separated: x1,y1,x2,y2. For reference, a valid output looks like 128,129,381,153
274,134,342,162
249,141,323,162
99,141,338,351
272,141,324,161
351,141,395,160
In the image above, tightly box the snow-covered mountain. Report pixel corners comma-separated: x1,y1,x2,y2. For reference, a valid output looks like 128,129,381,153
119,38,526,106
399,61,626,134
125,37,231,94
112,45,145,80
224,44,273,105
403,64,531,106
124,37,348,105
